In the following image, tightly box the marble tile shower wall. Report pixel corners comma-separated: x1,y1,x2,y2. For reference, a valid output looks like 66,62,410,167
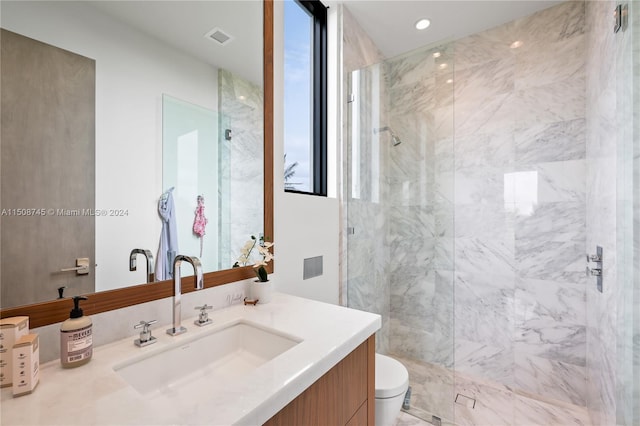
450,2,588,406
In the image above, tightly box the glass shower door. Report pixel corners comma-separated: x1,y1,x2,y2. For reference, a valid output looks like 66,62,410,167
345,43,456,424
618,1,640,423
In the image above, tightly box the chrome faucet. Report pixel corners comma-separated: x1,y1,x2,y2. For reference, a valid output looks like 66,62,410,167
166,255,204,336
129,249,155,283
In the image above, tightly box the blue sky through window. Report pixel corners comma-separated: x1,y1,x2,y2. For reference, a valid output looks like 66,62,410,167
284,0,312,192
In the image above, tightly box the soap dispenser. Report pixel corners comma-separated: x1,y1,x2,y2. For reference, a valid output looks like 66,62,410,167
60,296,93,368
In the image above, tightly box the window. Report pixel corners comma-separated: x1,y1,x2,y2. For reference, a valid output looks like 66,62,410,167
283,0,327,195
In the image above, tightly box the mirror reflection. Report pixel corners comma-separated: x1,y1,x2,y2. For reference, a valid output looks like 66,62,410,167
161,95,220,281
0,1,264,309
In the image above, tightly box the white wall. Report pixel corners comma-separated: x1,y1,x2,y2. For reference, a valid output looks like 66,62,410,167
272,1,340,305
2,1,218,291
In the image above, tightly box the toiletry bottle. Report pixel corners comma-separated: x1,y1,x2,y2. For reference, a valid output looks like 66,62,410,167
0,316,29,387
60,296,92,368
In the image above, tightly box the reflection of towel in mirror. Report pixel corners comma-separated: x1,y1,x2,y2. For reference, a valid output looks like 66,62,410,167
156,188,178,281
193,195,207,258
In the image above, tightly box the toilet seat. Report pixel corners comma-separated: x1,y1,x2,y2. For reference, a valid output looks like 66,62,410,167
375,354,409,399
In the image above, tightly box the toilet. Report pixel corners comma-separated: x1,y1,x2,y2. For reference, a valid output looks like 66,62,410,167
375,353,409,426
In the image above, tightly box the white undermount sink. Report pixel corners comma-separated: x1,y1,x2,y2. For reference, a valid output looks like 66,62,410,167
114,319,302,396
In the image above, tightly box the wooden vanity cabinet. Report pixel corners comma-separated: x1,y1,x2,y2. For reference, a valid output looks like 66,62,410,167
265,335,375,426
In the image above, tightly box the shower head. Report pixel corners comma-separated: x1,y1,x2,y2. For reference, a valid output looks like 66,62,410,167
374,126,402,146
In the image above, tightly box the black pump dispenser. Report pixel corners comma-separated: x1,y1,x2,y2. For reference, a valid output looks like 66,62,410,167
70,296,87,319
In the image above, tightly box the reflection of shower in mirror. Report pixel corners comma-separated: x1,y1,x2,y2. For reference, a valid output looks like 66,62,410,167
373,126,402,146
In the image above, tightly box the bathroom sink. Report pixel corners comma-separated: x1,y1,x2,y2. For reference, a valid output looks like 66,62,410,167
114,319,301,396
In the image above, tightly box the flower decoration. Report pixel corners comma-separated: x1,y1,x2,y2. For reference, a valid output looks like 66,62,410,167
233,235,274,282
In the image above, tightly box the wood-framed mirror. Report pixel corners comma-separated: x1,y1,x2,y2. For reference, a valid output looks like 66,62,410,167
0,0,273,328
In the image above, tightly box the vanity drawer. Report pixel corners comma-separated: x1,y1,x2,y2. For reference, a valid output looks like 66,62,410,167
265,335,375,426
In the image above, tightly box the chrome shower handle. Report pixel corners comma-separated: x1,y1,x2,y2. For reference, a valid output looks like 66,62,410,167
586,267,602,276
586,253,602,263
586,246,603,293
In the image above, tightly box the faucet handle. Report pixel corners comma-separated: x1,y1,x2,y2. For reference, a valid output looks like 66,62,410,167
134,320,157,347
134,319,157,330
194,304,213,327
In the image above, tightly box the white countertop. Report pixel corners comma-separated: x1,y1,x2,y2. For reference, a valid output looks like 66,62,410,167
1,293,381,425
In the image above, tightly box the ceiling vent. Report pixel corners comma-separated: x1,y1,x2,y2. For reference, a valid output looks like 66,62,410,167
204,27,234,46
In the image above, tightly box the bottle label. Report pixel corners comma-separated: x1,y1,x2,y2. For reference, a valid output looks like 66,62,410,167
61,324,92,363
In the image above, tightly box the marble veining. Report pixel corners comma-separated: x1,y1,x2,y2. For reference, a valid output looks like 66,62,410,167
454,93,516,138
390,319,454,368
388,79,435,115
453,58,515,104
454,167,509,205
515,353,587,406
513,76,586,129
514,118,586,164
455,339,515,386
453,21,517,71
454,238,515,278
454,132,514,170
455,272,515,350
454,203,514,240
514,34,585,91
516,1,585,48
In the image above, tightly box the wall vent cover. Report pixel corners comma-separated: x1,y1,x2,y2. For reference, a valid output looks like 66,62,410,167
303,256,323,280
204,27,234,46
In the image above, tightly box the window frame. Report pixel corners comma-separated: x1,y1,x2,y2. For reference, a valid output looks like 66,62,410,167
284,0,327,196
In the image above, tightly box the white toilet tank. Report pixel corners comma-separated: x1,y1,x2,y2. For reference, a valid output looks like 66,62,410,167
375,353,409,426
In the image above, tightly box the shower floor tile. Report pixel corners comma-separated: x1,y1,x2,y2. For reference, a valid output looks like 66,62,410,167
391,353,591,426
514,393,592,426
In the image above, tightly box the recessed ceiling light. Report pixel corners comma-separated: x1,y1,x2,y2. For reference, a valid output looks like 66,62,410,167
439,63,448,70
510,40,523,49
415,18,431,30
433,52,441,58
446,79,453,84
